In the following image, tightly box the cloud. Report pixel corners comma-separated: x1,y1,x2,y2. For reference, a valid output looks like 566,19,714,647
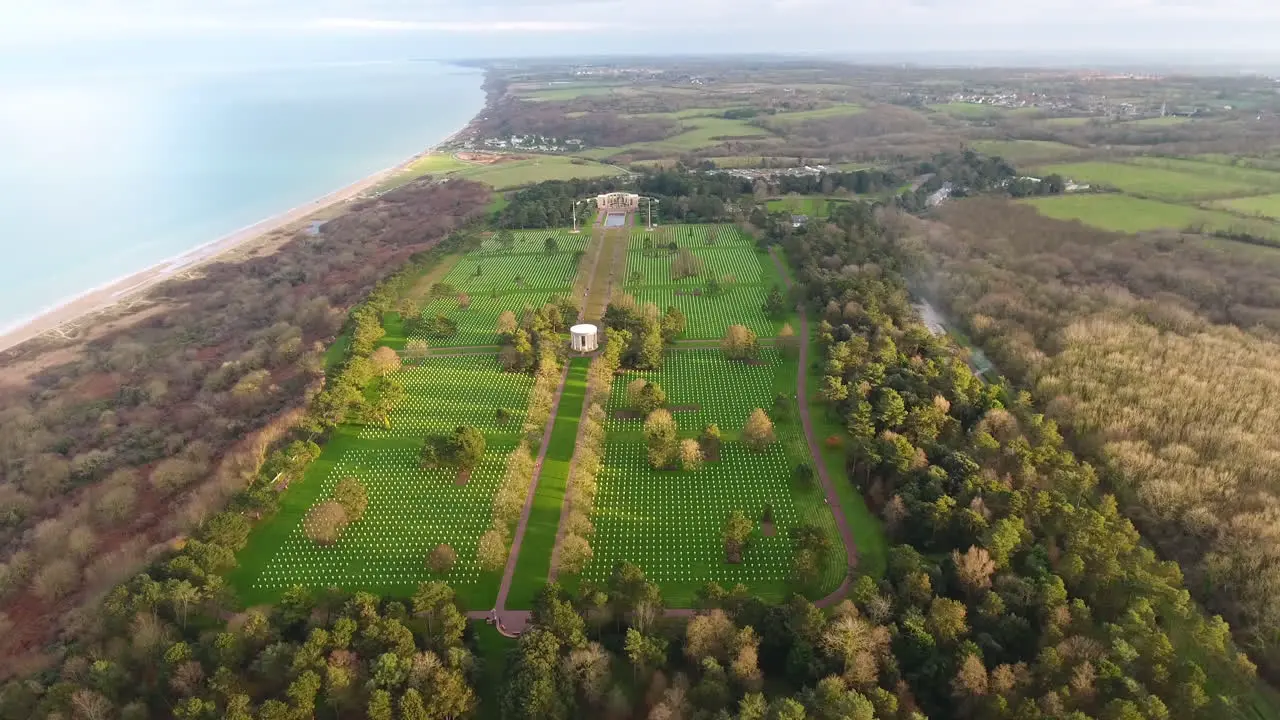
308,17,609,32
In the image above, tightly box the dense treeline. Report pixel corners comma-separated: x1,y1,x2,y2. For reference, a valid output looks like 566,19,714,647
772,208,1266,718
497,178,630,229
0,179,491,676
474,97,680,148
910,198,1280,676
774,168,905,197
636,172,752,223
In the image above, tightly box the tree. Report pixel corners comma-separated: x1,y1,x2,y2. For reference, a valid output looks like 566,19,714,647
672,248,705,280
700,424,722,460
680,439,704,471
776,323,799,358
820,375,849,408
625,628,668,679
457,293,472,310
427,545,456,574
367,690,393,720
635,318,665,371
927,597,969,644
450,426,487,472
660,306,687,342
723,510,753,563
721,325,760,361
333,477,368,522
875,388,907,430
405,339,430,363
558,535,593,575
763,285,787,318
644,409,680,469
952,546,996,597
477,529,508,572
370,346,402,376
743,409,776,452
303,501,349,546
545,236,560,254
628,379,667,415
497,310,519,337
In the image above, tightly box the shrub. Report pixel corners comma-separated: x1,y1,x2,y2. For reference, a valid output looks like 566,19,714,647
303,501,349,546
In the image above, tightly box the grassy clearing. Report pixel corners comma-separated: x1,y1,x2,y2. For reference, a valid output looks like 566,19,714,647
473,624,514,720
505,357,590,609
584,348,847,605
230,355,539,608
1039,116,1098,127
766,104,866,122
970,139,1083,164
1022,194,1280,239
451,156,625,190
1037,161,1263,201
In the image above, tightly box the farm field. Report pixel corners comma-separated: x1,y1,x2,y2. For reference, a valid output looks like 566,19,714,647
230,354,536,607
1126,115,1193,126
1021,194,1280,239
1039,116,1098,127
1212,193,1280,220
589,118,776,159
1129,156,1280,191
1036,161,1264,201
515,83,626,101
583,348,847,605
928,102,1039,117
971,139,1083,164
624,224,781,339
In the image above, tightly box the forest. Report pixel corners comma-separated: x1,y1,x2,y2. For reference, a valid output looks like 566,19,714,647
910,197,1280,677
0,179,493,678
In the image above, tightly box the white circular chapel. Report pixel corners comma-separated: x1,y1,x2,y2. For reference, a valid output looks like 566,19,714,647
570,323,599,353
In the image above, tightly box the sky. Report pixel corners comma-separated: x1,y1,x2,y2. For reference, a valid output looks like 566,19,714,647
4,0,1280,64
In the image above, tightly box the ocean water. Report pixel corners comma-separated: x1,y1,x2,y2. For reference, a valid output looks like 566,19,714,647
0,59,485,332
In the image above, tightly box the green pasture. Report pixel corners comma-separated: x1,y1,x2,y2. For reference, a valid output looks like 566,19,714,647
1125,116,1193,126
1129,156,1280,192
1036,161,1264,201
1213,193,1280,220
584,348,847,605
928,102,1039,118
970,139,1083,165
376,153,473,191
230,355,537,608
1039,117,1098,127
516,84,625,102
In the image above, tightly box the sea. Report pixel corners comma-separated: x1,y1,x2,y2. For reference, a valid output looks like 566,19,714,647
0,57,485,333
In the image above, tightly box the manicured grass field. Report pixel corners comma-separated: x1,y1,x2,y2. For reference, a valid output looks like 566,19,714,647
1022,194,1280,239
505,357,589,609
452,156,625,190
231,355,536,608
624,225,780,339
970,139,1083,165
583,348,847,604
1037,161,1263,201
377,153,473,191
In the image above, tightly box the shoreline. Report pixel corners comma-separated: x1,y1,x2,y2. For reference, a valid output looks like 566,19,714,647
0,120,478,356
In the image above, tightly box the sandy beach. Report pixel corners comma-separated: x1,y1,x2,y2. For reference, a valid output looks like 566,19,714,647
0,138,467,356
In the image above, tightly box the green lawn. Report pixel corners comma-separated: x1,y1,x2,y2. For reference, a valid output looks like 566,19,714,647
970,139,1083,165
451,156,625,190
473,624,515,720
229,355,538,609
584,348,848,605
1036,161,1264,201
1023,194,1280,239
505,357,590,609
